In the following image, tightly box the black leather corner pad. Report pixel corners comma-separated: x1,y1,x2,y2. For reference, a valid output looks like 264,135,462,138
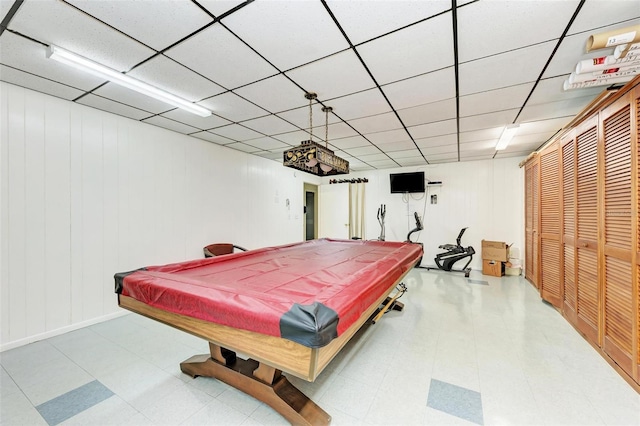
279,302,339,348
114,268,147,294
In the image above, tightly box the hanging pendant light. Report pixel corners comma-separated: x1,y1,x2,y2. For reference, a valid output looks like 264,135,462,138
283,93,349,176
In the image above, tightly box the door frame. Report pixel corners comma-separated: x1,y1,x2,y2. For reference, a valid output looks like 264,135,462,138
303,183,318,240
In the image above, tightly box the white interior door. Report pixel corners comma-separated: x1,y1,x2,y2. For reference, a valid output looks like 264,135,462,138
318,184,350,239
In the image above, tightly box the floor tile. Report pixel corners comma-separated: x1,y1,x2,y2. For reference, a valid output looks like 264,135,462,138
36,380,114,426
427,379,483,425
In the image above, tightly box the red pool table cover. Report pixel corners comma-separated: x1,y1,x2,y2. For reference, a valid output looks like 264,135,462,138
115,238,422,348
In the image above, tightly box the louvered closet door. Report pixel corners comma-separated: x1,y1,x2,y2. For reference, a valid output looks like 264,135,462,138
540,144,561,307
525,159,540,287
601,95,634,376
561,134,578,324
635,85,640,385
576,116,600,344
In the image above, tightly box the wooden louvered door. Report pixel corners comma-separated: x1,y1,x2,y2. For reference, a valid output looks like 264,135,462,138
600,94,635,376
575,116,600,344
634,85,640,385
561,133,578,325
539,144,562,307
525,158,540,287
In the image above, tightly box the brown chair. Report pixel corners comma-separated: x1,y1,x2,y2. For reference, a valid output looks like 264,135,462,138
203,243,247,258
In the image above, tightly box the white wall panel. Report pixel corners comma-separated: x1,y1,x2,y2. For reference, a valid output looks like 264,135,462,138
24,89,46,336
69,104,83,324
102,114,119,315
44,96,71,331
7,84,27,341
1,84,10,343
81,108,105,320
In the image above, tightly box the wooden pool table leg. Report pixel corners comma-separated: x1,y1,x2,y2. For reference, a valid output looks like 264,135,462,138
180,343,331,426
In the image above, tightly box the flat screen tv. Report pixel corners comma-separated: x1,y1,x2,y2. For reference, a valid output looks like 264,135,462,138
389,171,425,193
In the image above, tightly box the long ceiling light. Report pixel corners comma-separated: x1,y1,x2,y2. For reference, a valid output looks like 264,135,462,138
495,124,519,151
46,45,211,117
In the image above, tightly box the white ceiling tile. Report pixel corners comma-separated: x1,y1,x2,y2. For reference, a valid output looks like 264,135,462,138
367,159,399,169
76,93,152,121
142,115,200,134
419,142,457,155
222,1,349,71
234,75,307,114
272,130,311,145
509,132,556,149
459,128,503,144
210,124,263,141
0,32,106,91
128,55,225,102
344,145,381,156
459,83,533,117
350,112,403,134
0,65,84,100
424,152,458,163
244,137,288,151
568,2,640,35
529,76,603,105
494,150,531,160
459,42,556,96
191,131,236,145
161,109,232,130
1,1,13,20
382,68,456,110
376,140,418,152
321,122,359,141
277,104,340,130
397,157,429,167
198,1,246,18
517,95,596,123
326,88,391,120
460,139,498,151
66,0,212,51
407,119,456,139
397,98,456,127
517,117,569,134
225,142,262,153
387,148,423,159
199,92,269,122
458,1,579,62
358,153,390,162
241,115,298,135
285,49,375,100
93,82,173,114
9,0,154,71
328,135,370,150
365,129,411,145
415,133,457,149
460,151,494,161
357,12,454,85
459,109,519,132
327,0,450,45
165,24,278,89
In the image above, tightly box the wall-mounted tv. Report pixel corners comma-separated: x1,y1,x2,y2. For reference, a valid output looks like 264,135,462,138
389,171,425,193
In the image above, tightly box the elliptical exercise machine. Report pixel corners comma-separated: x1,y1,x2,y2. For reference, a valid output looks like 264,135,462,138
425,227,475,277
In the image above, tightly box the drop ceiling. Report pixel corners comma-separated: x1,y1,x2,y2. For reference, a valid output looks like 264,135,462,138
1,0,638,170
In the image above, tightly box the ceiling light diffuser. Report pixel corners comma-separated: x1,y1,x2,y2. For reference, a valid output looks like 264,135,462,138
46,45,211,117
495,124,520,150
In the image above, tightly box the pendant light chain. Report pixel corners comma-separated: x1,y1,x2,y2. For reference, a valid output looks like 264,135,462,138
322,105,332,149
305,92,317,142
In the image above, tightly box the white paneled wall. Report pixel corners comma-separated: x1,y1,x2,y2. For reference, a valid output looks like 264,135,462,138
0,83,319,350
329,157,525,271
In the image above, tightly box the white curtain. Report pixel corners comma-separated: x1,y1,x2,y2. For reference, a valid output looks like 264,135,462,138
349,183,366,239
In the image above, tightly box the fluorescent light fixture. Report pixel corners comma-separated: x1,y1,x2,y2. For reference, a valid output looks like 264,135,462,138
46,45,211,117
495,124,519,150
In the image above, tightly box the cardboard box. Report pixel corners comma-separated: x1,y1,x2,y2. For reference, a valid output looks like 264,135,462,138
482,259,504,277
482,240,510,262
505,266,521,276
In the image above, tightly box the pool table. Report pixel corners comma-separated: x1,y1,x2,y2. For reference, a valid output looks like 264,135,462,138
115,238,422,425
